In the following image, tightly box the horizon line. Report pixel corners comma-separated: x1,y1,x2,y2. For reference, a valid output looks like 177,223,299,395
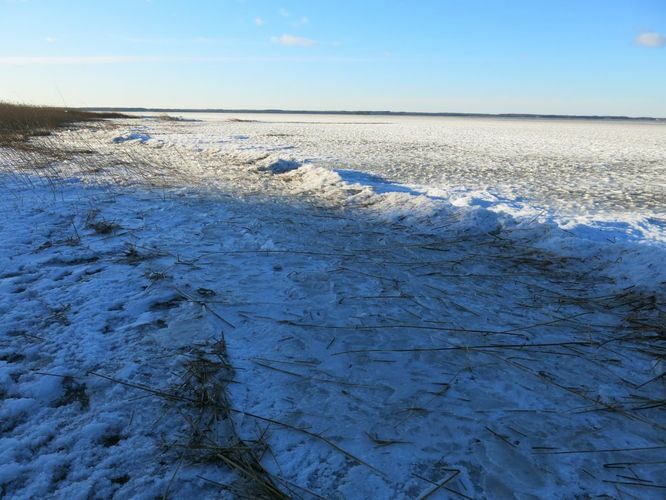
82,107,666,122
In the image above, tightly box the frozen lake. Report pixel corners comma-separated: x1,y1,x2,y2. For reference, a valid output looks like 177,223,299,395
2,114,665,498
123,112,665,241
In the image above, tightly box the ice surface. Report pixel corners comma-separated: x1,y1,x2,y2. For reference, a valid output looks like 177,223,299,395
128,112,666,238
1,115,664,498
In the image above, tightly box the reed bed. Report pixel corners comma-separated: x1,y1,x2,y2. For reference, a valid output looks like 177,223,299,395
0,102,127,147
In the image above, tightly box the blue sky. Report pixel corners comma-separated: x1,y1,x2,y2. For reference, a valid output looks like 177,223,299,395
1,0,665,116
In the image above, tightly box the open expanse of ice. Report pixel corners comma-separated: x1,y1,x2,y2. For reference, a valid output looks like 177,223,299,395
1,114,664,498
134,112,666,242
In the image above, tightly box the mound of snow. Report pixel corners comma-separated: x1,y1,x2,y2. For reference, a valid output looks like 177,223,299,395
256,158,301,174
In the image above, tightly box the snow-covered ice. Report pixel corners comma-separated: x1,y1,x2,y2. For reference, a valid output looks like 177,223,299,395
1,115,664,498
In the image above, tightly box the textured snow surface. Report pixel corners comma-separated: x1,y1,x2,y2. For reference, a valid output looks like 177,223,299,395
127,112,666,240
1,115,665,498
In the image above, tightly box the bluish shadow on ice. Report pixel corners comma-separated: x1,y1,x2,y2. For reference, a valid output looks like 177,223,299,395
112,132,151,144
335,169,427,197
1,170,664,499
258,158,302,174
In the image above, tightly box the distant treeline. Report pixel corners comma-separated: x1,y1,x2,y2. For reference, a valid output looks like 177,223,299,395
82,107,665,122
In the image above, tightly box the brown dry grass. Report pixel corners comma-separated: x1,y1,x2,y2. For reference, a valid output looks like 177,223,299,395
0,101,129,147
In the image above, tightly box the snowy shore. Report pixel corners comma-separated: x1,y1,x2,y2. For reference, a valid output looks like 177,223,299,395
1,117,664,498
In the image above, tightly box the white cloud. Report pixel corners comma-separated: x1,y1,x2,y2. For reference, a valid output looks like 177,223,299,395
636,32,666,48
271,34,317,47
0,54,383,65
45,37,57,43
0,56,164,65
119,35,225,45
254,17,264,26
290,16,309,27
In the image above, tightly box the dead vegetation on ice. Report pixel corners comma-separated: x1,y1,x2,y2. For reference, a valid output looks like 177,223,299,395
0,115,664,498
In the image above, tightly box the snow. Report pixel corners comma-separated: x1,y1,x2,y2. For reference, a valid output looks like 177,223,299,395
112,132,151,144
1,115,664,498
120,112,666,240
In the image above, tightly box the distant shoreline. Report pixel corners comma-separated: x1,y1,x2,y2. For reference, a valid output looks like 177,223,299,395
83,107,665,122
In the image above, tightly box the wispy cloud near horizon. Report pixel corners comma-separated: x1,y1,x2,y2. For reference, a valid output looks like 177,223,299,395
0,55,167,65
0,54,377,65
635,32,666,48
271,34,317,47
